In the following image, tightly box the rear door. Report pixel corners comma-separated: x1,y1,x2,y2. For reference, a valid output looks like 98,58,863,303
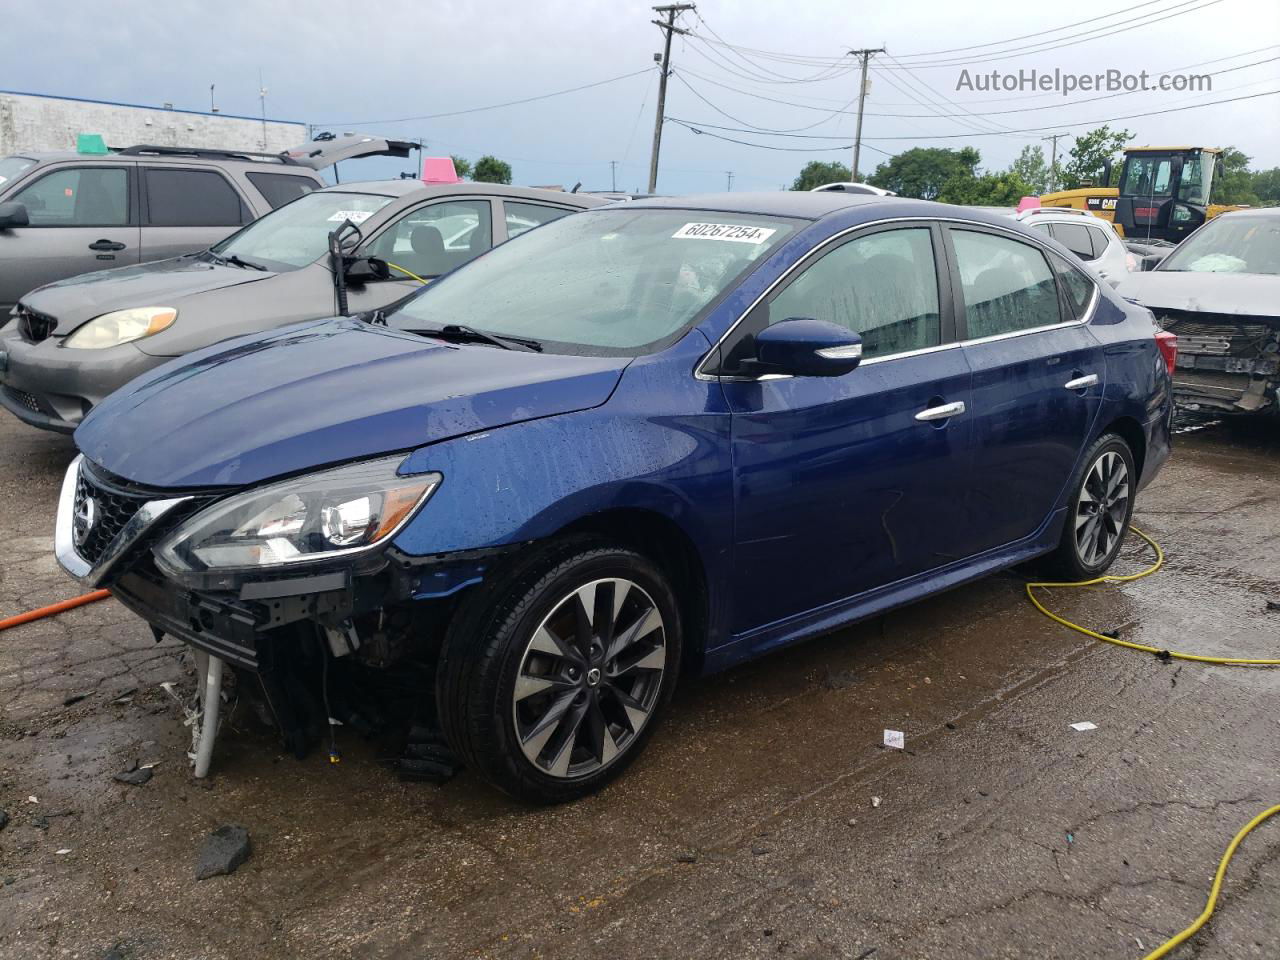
945,225,1105,555
139,166,251,261
720,222,973,633
0,163,139,310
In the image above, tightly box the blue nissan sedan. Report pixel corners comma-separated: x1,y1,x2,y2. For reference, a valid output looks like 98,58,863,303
55,192,1174,802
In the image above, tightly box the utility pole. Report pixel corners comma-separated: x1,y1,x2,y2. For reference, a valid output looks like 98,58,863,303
726,171,734,191
648,3,695,194
610,160,618,192
1042,133,1068,192
850,47,884,182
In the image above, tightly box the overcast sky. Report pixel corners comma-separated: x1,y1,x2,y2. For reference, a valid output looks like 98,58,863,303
3,0,1277,192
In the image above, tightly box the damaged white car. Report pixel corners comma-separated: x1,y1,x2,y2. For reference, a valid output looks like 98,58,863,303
1117,209,1280,417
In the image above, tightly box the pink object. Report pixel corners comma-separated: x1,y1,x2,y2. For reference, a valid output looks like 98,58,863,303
422,157,462,184
1016,195,1042,213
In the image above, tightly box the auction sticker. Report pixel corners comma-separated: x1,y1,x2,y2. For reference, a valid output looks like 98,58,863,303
327,210,375,224
672,222,776,244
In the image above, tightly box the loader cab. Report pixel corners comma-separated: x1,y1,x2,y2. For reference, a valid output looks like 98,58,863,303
1113,147,1222,243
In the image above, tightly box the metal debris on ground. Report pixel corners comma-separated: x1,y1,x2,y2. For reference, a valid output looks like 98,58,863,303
1070,721,1098,732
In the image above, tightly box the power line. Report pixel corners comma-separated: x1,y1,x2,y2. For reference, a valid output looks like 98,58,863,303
313,67,654,126
694,11,856,84
667,85,1280,142
671,70,857,132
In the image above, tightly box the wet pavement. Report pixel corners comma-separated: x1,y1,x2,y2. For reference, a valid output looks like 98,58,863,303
1,413,1277,960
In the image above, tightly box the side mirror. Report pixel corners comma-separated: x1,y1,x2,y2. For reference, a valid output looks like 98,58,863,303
0,202,30,229
344,256,391,284
749,318,863,378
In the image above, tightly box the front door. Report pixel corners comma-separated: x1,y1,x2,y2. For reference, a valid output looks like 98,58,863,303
0,164,139,311
719,222,973,635
944,226,1105,554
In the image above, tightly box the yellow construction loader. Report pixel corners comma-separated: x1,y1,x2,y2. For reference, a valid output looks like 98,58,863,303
1039,146,1244,243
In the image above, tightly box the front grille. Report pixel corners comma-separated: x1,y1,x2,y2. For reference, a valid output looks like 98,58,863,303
74,466,154,566
1156,311,1278,357
4,385,43,413
17,305,57,343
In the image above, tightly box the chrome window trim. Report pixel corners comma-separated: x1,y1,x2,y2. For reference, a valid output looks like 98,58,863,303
695,214,1097,382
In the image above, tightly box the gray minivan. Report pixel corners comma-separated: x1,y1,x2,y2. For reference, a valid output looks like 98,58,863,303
0,134,416,314
0,180,605,432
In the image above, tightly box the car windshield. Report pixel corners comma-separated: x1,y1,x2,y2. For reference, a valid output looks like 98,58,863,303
1158,215,1280,275
0,156,36,187
389,208,798,354
210,191,394,271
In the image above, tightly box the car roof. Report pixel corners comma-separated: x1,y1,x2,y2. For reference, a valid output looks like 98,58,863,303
1215,206,1280,220
11,150,320,172
317,179,609,207
623,191,903,219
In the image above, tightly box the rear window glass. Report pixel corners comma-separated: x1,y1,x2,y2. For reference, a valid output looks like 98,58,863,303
1050,222,1096,261
952,229,1062,338
145,169,246,227
1051,253,1096,320
246,172,319,209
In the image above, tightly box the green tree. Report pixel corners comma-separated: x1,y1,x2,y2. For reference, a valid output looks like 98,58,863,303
1210,147,1259,205
1061,125,1133,190
790,160,852,191
450,155,473,179
938,171,1035,206
867,147,981,200
473,155,513,184
1250,167,1280,206
1009,144,1049,194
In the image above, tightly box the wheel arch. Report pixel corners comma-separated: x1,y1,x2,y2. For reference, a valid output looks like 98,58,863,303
1098,414,1147,480
554,507,710,676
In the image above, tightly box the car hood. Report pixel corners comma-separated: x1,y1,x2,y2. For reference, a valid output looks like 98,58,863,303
75,318,629,488
1115,270,1280,317
22,257,279,334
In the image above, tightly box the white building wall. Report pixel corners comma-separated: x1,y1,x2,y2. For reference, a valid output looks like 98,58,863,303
0,91,307,156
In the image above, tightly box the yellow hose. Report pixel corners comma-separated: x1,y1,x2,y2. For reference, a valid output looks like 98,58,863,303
383,261,431,285
1140,804,1280,960
1025,524,1280,958
1025,527,1280,666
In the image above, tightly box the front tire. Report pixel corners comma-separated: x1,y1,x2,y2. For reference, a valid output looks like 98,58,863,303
436,541,681,804
1047,433,1136,581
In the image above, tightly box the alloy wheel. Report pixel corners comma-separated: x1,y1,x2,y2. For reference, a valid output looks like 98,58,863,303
1074,450,1130,567
512,577,666,779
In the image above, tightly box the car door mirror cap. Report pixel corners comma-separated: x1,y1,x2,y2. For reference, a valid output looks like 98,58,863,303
0,201,30,229
749,318,863,378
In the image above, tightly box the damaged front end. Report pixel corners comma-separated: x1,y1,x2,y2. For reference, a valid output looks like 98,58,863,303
1155,309,1280,416
54,453,507,776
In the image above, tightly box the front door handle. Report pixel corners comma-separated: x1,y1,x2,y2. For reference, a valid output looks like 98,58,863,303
1064,373,1099,391
88,239,126,251
915,400,966,422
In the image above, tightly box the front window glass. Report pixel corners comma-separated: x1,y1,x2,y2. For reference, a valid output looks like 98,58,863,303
13,167,128,226
767,227,940,360
0,156,36,187
1158,214,1280,275
952,230,1062,338
389,209,797,354
212,191,392,270
1122,156,1173,199
364,200,492,280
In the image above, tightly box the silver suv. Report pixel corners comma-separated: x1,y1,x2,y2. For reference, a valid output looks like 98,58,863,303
0,134,414,313
1012,207,1136,287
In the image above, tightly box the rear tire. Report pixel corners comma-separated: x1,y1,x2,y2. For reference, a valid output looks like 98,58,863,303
436,539,681,804
1045,433,1136,581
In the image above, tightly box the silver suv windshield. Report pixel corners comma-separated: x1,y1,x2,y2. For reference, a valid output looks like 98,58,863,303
0,156,36,188
210,191,393,271
389,208,797,354
1159,214,1280,276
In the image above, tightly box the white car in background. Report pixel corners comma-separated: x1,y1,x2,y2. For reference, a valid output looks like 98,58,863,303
1013,207,1136,287
810,182,897,196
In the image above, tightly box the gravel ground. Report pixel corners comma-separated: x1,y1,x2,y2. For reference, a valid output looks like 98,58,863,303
1,412,1277,960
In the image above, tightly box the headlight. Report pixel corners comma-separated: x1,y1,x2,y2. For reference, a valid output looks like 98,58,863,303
154,457,441,577
64,306,177,349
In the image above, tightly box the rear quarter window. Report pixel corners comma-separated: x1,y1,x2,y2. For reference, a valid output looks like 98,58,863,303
246,172,320,210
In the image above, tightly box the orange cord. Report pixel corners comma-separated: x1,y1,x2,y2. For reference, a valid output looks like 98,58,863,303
0,589,111,631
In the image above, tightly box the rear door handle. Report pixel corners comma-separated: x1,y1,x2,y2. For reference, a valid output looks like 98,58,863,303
89,239,126,251
915,400,966,422
1064,374,1099,390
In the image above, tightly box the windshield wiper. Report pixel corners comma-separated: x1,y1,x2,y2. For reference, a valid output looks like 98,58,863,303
405,324,543,352
222,253,268,271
